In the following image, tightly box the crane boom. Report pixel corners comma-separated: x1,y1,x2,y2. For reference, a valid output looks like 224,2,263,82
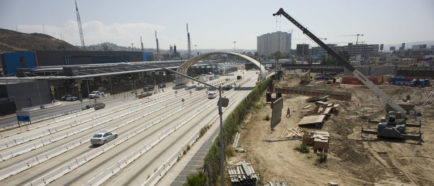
273,8,406,114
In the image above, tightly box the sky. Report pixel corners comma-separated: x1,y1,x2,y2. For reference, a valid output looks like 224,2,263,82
1,0,433,50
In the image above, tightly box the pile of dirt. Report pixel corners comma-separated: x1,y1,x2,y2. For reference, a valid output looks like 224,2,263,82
0,28,80,51
229,77,434,185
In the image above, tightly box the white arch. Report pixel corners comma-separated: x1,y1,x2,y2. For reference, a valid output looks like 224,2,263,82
176,52,266,85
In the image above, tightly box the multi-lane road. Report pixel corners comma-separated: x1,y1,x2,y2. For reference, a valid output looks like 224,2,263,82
0,70,259,186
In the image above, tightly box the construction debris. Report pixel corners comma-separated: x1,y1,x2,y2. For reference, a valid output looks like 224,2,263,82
282,127,304,139
233,132,241,148
265,181,288,186
307,95,329,102
227,161,258,185
302,130,330,153
298,115,326,127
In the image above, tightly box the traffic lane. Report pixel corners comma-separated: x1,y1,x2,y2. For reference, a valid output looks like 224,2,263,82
1,91,197,185
47,89,228,186
0,90,192,169
106,78,255,186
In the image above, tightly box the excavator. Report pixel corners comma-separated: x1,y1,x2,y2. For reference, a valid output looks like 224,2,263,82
273,8,422,141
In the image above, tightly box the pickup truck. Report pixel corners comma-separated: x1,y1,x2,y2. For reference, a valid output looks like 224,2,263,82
89,91,104,99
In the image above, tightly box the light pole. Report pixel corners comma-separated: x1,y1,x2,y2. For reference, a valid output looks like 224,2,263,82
142,64,227,186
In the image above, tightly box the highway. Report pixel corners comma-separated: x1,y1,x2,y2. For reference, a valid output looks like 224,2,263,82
0,70,258,186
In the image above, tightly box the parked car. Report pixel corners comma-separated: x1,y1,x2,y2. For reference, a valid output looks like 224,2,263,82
61,94,78,101
237,75,242,80
89,91,104,99
208,92,217,99
90,132,118,146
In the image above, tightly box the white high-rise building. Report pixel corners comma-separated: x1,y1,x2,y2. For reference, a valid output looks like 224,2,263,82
257,31,292,56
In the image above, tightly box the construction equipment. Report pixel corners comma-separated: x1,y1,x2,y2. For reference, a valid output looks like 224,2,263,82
296,70,311,84
273,8,421,141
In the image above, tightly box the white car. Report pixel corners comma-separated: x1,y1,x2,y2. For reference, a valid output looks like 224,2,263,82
208,92,217,99
89,91,104,99
91,132,117,145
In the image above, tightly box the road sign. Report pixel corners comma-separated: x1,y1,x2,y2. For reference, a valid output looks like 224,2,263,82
16,111,30,122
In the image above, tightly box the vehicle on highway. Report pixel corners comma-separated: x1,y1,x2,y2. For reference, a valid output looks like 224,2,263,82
237,75,242,80
225,78,231,81
90,132,118,145
158,83,166,88
185,85,196,90
195,86,204,91
207,86,217,91
143,85,155,91
61,94,78,101
223,84,233,90
86,102,106,110
208,92,217,99
89,91,104,99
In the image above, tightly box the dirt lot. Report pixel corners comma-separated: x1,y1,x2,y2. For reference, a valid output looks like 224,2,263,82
229,75,434,185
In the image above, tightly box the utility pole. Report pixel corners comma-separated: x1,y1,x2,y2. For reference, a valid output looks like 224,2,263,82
75,0,85,48
140,36,144,52
186,23,192,58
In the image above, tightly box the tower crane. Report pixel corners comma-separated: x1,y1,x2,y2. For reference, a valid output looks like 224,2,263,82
273,8,422,141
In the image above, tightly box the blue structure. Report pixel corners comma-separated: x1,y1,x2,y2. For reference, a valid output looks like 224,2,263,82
142,52,153,61
1,52,37,76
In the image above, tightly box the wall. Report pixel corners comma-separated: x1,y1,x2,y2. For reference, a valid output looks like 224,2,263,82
6,80,51,110
1,52,37,76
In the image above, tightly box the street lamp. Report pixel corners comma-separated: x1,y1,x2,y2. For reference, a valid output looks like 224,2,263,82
143,64,227,186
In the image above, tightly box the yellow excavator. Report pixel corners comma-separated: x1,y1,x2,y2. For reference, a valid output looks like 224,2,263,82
297,70,311,84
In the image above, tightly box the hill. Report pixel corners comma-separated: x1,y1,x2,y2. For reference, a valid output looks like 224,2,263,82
0,28,81,52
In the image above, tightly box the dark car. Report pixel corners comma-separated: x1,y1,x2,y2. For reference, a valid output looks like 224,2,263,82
86,102,106,110
61,94,78,101
185,85,196,90
237,75,242,80
158,83,166,88
207,86,217,91
223,85,233,90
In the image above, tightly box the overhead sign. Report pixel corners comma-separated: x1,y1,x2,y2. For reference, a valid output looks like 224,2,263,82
16,111,31,122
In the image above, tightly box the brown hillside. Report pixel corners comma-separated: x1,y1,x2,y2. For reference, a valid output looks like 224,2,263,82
0,28,81,52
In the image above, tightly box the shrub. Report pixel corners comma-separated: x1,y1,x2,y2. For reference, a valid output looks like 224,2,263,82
294,143,310,153
264,115,270,121
316,153,328,163
183,172,207,186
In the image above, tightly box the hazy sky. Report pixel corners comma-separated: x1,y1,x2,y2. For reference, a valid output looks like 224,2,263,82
1,0,433,50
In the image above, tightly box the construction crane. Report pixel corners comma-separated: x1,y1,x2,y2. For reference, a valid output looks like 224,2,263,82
155,31,160,60
273,8,421,141
74,0,85,48
339,34,364,45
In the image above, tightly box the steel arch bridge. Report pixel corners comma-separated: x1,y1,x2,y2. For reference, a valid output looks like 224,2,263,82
176,52,266,85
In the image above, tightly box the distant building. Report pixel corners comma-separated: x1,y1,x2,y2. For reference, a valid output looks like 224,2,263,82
257,31,292,56
412,44,427,50
296,44,309,57
342,43,379,58
390,46,396,51
400,43,406,51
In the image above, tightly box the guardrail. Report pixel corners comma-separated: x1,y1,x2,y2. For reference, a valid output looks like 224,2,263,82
85,91,229,186
0,89,179,157
0,90,197,181
25,90,221,186
142,93,238,186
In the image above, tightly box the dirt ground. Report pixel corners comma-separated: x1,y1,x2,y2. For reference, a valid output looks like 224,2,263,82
228,74,434,185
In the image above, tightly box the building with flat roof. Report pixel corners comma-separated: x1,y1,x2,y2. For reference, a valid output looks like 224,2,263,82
257,31,292,56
